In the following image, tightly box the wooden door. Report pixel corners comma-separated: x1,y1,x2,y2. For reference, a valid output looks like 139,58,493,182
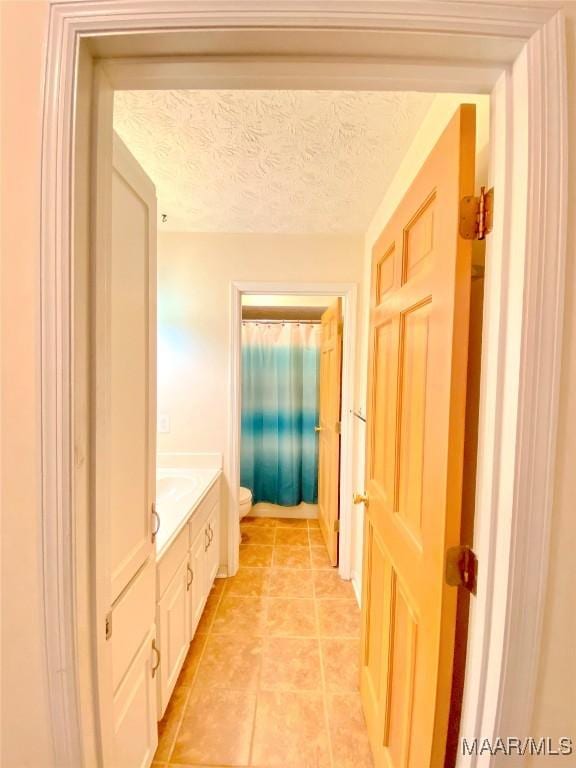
106,133,157,602
360,105,476,767
317,298,343,565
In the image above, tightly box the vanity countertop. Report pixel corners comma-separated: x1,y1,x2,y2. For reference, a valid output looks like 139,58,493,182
155,467,221,559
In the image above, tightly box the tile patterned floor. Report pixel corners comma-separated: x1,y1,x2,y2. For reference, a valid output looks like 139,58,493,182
153,516,374,768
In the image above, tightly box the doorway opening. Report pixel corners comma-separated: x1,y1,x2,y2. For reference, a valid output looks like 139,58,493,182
98,82,490,767
236,291,349,564
39,7,561,768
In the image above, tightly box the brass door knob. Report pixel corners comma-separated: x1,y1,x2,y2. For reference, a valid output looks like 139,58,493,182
353,492,369,506
314,426,322,432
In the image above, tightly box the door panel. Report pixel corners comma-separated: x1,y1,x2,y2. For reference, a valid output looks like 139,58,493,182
317,298,343,565
157,555,190,718
111,556,155,693
189,527,206,636
360,105,476,768
113,627,158,768
108,135,157,602
205,501,220,589
92,112,158,765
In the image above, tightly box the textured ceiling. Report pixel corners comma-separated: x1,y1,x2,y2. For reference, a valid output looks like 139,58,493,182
113,90,434,234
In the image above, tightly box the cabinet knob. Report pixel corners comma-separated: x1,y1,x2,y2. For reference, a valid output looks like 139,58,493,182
186,563,193,591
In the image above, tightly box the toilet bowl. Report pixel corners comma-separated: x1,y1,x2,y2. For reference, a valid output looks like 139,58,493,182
239,486,253,520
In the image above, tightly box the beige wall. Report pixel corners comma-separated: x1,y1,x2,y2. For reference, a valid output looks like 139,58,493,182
1,4,575,767
157,232,361,455
156,232,362,564
1,2,54,766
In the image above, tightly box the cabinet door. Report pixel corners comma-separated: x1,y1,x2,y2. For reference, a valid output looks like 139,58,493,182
95,132,157,605
157,555,190,718
189,527,206,637
113,627,157,768
205,501,220,591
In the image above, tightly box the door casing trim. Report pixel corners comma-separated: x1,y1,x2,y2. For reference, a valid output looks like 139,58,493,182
39,2,567,766
228,281,357,582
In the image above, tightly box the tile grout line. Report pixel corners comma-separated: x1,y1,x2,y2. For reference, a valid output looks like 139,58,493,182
164,584,225,764
313,561,336,768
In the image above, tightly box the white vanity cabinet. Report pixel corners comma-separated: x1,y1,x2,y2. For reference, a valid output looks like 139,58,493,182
155,475,221,717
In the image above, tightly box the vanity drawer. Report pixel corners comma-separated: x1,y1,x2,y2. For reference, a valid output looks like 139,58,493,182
156,524,189,599
188,480,220,544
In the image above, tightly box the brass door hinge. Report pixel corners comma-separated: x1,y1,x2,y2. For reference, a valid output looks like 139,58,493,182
334,519,340,533
335,421,341,434
459,186,494,241
445,545,478,595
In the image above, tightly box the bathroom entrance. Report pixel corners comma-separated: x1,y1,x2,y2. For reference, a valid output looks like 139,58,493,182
232,286,357,574
239,294,344,563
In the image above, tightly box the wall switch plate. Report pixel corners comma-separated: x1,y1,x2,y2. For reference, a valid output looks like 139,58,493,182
158,413,170,433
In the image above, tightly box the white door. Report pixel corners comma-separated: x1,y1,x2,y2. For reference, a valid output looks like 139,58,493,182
157,555,191,717
107,133,157,602
113,627,158,768
92,71,158,766
205,502,220,589
189,528,206,636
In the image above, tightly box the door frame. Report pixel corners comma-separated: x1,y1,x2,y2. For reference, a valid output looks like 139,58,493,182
39,3,567,767
228,281,357,580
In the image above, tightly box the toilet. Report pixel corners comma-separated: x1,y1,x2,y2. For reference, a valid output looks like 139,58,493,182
239,486,253,520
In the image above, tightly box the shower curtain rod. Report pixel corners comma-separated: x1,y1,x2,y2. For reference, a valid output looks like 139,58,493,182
242,319,321,325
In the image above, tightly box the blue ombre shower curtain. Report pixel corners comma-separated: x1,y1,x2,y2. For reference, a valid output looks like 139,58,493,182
241,321,320,505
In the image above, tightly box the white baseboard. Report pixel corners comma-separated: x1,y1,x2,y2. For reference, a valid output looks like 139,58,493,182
248,501,319,520
351,571,362,608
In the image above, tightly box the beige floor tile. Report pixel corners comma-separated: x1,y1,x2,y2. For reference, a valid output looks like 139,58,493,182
274,528,310,546
327,693,374,768
308,529,325,546
211,578,226,594
195,589,223,635
225,567,270,596
176,632,208,687
313,570,355,599
266,598,317,637
172,688,256,766
243,516,277,527
267,568,314,597
240,544,274,567
195,635,263,691
241,526,276,545
317,599,361,638
310,546,333,570
321,638,361,693
251,691,331,768
212,595,267,636
260,637,322,692
307,519,320,528
272,545,311,569
273,517,309,528
154,684,191,762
